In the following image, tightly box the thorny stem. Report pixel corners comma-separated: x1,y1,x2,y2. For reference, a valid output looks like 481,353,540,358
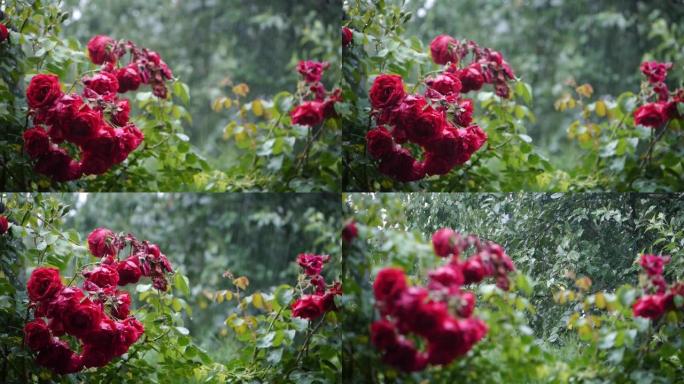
286,315,327,378
640,120,670,169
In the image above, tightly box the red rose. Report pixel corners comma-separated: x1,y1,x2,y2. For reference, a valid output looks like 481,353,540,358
117,256,142,285
116,64,143,93
432,228,458,257
366,127,395,159
640,61,672,83
386,95,424,144
428,265,464,292
24,319,52,351
296,253,329,276
41,287,84,320
117,124,144,155
62,299,102,338
430,35,459,65
426,73,462,96
120,317,144,348
427,317,486,365
634,102,668,128
26,74,62,109
291,295,325,320
632,294,666,319
23,126,51,159
382,337,427,372
44,93,84,143
111,290,131,319
392,287,428,323
82,318,125,356
290,101,325,127
664,282,684,310
423,152,455,176
0,215,8,234
296,60,329,83
321,88,342,118
87,35,116,65
83,71,119,98
462,125,487,152
27,267,63,302
406,107,445,146
0,23,8,42
456,291,476,318
407,301,449,340
458,64,485,93
80,127,122,175
639,254,670,277
320,286,342,312
370,320,398,349
83,264,119,289
463,256,487,284
342,221,358,243
373,267,407,303
34,147,82,182
378,148,425,182
36,340,83,374
110,98,131,126
342,27,353,47
369,74,406,110
81,344,115,368
63,106,103,145
87,227,117,258
453,98,474,127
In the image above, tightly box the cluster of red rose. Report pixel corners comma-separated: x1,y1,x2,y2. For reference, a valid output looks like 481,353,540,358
633,61,683,128
370,228,515,372
290,253,342,320
342,220,358,243
289,61,341,127
631,254,684,320
0,214,8,235
22,228,173,374
22,35,173,182
365,35,516,182
0,22,8,43
341,27,353,47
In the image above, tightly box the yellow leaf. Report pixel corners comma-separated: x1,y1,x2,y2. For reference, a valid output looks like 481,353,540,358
252,292,264,309
595,100,607,117
567,120,580,139
252,99,264,117
223,98,233,109
223,121,237,140
233,83,250,97
575,277,592,291
595,292,606,309
233,276,249,290
576,84,594,98
212,97,225,112
224,290,233,301
216,290,225,303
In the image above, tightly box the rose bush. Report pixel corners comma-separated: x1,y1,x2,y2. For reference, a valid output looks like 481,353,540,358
343,194,684,382
210,58,342,191
0,193,343,383
1,1,342,192
343,1,684,192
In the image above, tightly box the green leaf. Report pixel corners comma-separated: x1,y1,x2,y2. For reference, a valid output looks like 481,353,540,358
174,273,190,296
